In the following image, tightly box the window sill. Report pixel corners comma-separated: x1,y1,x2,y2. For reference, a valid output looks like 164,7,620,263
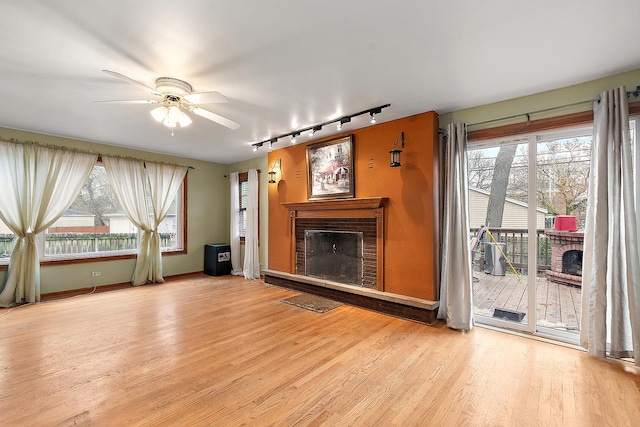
0,248,186,271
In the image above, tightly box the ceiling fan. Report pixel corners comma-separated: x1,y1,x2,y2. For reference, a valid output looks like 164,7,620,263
97,70,240,132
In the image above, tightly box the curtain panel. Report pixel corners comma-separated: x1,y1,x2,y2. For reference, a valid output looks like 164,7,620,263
103,157,186,286
144,162,188,284
243,169,260,279
0,141,97,306
437,123,473,330
581,86,640,365
229,172,243,275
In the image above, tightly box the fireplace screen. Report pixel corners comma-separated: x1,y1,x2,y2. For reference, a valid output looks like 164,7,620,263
304,230,364,286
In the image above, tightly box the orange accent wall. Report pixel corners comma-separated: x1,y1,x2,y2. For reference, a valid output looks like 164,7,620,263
268,111,440,300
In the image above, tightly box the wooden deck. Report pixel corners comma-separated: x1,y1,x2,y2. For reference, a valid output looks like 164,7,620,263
473,271,582,332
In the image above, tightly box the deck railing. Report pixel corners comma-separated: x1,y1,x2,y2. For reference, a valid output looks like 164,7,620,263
0,233,174,258
470,227,551,274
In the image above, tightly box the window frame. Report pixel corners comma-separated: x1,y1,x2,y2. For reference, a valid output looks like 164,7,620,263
238,172,248,243
235,170,260,246
0,166,188,271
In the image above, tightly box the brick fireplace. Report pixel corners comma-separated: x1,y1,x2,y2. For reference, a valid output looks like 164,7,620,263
263,196,439,323
281,197,386,290
545,230,584,287
295,218,377,288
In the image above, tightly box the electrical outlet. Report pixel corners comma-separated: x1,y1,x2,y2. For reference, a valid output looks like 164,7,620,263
91,272,101,277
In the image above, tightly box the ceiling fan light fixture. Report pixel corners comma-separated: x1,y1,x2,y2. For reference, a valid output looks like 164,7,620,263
150,106,167,123
155,77,192,96
152,105,192,128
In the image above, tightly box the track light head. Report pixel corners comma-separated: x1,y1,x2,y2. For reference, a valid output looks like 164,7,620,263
291,132,300,144
338,116,351,130
369,107,382,124
309,125,322,137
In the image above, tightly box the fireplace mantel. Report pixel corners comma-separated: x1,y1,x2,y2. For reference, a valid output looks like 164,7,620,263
282,197,387,290
281,197,387,212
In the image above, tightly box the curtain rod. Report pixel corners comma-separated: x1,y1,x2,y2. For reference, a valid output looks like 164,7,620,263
0,136,194,170
467,84,640,128
224,169,261,177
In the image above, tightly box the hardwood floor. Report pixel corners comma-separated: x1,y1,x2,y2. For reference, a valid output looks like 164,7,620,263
1,274,639,426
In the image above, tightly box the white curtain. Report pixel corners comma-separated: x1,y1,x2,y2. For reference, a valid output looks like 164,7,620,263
103,157,153,285
144,162,188,284
229,172,243,275
437,123,473,330
104,157,187,286
243,168,260,279
581,86,640,365
0,141,96,306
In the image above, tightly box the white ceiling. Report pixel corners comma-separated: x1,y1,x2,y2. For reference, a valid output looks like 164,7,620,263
1,1,639,164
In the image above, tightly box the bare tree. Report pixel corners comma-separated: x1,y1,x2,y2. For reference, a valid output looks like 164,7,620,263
467,150,494,190
70,166,118,226
486,145,518,227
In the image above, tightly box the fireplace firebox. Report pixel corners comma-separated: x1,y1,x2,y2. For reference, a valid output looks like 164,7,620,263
304,230,364,285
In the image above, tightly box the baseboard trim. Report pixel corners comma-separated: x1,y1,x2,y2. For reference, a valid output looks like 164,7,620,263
40,271,205,301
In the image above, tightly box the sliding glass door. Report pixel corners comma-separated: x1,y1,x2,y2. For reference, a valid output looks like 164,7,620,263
469,137,533,333
468,126,592,342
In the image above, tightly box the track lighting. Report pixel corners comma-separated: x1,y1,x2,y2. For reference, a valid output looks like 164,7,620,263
338,116,351,130
250,104,390,151
369,107,382,124
309,125,322,137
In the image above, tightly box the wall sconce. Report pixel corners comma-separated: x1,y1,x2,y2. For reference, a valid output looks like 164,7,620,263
268,158,282,184
389,131,405,167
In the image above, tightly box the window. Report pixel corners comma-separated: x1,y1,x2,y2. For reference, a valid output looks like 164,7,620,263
238,172,248,242
0,162,187,266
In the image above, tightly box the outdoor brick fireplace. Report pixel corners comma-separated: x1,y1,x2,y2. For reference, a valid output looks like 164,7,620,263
545,229,584,287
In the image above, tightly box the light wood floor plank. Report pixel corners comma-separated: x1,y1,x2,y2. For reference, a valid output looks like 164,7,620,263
1,274,639,426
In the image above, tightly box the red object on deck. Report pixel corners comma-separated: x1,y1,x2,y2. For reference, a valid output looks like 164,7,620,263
554,215,577,231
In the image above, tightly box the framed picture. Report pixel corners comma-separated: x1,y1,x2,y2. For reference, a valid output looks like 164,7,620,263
306,135,354,200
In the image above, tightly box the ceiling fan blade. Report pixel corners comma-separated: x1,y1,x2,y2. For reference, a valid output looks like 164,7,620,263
94,99,159,104
191,107,240,130
183,91,228,104
102,70,162,96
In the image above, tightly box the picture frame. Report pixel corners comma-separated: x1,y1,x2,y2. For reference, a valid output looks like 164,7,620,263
306,135,355,200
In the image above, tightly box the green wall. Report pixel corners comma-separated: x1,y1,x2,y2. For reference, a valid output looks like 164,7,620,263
440,68,640,129
0,127,230,294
